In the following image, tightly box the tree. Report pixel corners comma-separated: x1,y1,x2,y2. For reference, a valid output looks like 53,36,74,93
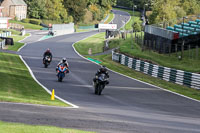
132,22,141,32
149,0,179,24
45,0,71,23
63,0,88,23
182,0,200,15
24,0,47,19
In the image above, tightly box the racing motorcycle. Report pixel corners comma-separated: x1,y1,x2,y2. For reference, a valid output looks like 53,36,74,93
43,56,51,68
57,63,68,82
93,73,109,95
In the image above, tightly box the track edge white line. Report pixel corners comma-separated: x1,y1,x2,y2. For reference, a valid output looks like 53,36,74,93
19,55,79,108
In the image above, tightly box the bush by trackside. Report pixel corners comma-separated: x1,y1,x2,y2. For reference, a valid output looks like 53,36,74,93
21,19,30,23
29,19,41,25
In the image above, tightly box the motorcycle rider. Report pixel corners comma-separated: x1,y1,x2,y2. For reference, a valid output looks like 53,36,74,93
43,48,52,63
93,65,109,84
56,58,69,73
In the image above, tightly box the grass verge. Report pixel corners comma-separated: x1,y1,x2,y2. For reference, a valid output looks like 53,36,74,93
7,33,30,51
0,121,94,133
0,52,68,106
113,34,200,73
74,32,105,55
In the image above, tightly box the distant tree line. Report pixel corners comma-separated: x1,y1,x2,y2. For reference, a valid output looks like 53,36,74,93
24,0,116,24
116,0,200,24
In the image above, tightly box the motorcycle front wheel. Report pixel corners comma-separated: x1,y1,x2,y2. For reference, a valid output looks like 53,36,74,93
98,84,104,95
44,63,48,68
94,83,98,94
58,73,63,82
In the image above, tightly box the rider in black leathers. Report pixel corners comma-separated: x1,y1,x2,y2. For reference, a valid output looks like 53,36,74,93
93,66,109,84
43,48,52,63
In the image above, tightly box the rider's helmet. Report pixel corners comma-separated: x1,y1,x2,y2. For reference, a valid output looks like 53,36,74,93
62,58,66,63
46,48,50,52
100,65,106,73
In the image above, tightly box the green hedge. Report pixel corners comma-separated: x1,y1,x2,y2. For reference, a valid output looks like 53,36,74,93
29,19,41,25
21,19,30,23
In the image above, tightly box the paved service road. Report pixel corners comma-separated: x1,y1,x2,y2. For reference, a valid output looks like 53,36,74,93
1,10,200,133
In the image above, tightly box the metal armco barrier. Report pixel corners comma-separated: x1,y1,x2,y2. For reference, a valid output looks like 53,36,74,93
0,39,6,49
112,51,200,89
0,31,11,37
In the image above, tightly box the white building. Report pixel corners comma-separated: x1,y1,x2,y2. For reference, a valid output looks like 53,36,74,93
0,6,10,29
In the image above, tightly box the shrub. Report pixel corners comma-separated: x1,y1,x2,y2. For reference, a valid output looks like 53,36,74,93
29,19,41,25
132,22,142,32
41,19,62,25
21,19,30,23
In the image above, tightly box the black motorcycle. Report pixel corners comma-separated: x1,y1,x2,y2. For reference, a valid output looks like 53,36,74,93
43,56,51,68
93,73,108,95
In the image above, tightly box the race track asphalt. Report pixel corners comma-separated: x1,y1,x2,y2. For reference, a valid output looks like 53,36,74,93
0,10,200,133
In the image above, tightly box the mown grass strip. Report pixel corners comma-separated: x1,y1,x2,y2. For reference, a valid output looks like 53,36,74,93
0,52,68,106
0,121,94,133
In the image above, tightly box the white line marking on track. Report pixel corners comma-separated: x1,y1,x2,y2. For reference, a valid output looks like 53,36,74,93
0,101,77,109
19,55,79,108
17,33,32,52
15,31,79,108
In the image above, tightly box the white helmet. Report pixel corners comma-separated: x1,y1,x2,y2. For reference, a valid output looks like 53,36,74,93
62,58,66,63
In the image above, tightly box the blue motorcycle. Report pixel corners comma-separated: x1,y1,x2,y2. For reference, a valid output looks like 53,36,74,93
57,63,68,82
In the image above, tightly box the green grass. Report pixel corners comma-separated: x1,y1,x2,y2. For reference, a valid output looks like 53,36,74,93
7,33,30,51
7,42,24,51
74,32,105,55
0,52,68,106
9,20,43,30
41,19,63,25
115,34,200,73
86,54,200,101
0,121,94,133
104,12,114,24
